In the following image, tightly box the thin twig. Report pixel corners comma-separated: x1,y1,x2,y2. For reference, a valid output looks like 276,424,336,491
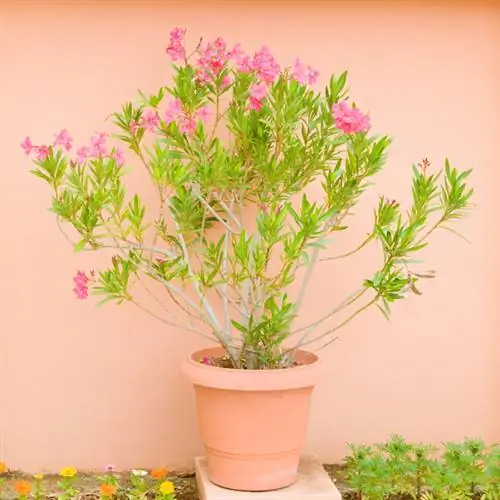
286,295,378,354
289,287,367,337
214,192,242,228
415,216,445,246
163,201,239,361
56,217,76,246
222,199,234,337
215,288,250,319
136,279,200,324
318,234,374,262
99,241,178,259
102,219,211,327
208,91,220,144
130,299,216,341
192,189,239,234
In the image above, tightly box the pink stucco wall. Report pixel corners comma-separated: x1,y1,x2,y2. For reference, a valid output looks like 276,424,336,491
2,1,499,472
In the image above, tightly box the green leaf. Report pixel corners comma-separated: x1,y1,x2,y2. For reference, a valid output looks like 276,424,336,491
74,239,87,252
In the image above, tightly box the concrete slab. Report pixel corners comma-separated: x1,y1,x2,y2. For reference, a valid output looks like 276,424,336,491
194,454,342,500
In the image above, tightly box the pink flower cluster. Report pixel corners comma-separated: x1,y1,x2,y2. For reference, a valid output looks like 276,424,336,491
73,270,93,300
251,46,280,84
166,28,186,62
163,99,212,135
140,109,160,132
292,59,319,85
196,37,230,83
76,132,125,166
21,129,74,160
54,129,73,151
164,28,321,114
332,101,371,134
248,82,268,111
22,130,125,167
127,110,161,134
229,45,280,111
128,105,211,137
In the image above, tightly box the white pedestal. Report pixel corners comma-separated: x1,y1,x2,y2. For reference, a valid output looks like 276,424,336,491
194,454,342,500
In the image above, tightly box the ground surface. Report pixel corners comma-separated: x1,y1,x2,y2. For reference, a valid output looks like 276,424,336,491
1,465,351,499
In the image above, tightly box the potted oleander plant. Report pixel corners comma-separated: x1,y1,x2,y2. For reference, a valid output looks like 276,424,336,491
23,28,473,492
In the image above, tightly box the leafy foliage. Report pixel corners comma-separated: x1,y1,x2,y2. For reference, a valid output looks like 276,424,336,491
26,32,474,369
345,436,500,500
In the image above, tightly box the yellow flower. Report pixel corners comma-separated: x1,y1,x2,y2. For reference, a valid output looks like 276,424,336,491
33,473,44,481
0,462,7,474
59,466,77,478
159,480,175,495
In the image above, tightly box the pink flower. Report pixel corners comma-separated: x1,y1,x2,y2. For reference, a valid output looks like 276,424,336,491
221,75,232,89
73,270,88,287
248,97,263,112
166,27,186,61
306,66,319,85
197,37,230,79
36,145,50,161
292,59,319,85
76,146,90,163
164,99,182,125
249,82,268,100
54,129,73,151
332,101,371,134
247,82,269,111
196,106,212,124
74,286,88,300
110,147,125,167
230,43,252,72
170,27,185,41
228,43,244,59
21,136,34,155
292,59,307,84
140,109,160,132
129,119,140,133
73,270,90,300
90,132,108,157
237,55,253,73
196,69,211,84
180,116,197,135
104,464,116,473
252,46,280,84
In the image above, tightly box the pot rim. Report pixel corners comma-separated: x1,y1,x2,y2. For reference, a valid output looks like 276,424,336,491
182,347,321,391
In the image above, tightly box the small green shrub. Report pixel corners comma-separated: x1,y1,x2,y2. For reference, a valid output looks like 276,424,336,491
345,436,500,500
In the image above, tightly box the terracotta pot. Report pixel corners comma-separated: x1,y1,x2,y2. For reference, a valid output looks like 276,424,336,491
182,347,320,492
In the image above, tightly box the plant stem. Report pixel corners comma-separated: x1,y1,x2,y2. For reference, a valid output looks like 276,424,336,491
135,279,200,324
290,287,367,337
222,199,233,338
164,203,239,363
99,241,178,259
208,91,220,144
416,216,445,245
293,246,321,319
292,212,349,324
319,234,374,262
130,299,214,340
192,189,238,234
101,219,217,334
289,295,379,353
215,192,242,228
